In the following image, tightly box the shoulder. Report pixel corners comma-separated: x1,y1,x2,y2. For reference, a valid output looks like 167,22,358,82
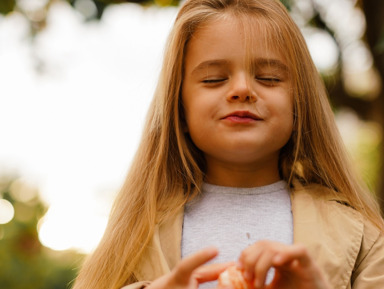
291,180,364,222
291,179,345,203
290,180,360,226
291,180,384,287
291,180,380,238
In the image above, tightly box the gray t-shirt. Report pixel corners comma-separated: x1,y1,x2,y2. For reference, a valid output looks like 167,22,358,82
181,180,293,288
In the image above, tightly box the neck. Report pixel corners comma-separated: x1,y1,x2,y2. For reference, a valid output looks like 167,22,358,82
204,157,281,188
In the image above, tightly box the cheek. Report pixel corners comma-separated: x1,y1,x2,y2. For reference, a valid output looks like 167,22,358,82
279,103,294,127
183,106,215,149
281,109,294,143
269,97,294,138
276,91,294,120
183,96,218,125
183,103,205,137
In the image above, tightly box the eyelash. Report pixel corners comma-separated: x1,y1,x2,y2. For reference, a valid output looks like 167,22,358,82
201,77,282,85
202,78,227,83
257,77,281,85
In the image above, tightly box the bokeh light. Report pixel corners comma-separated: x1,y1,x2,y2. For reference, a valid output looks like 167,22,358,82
303,27,339,74
9,178,39,203
0,199,15,224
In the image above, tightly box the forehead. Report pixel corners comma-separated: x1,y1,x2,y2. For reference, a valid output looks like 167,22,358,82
185,13,287,68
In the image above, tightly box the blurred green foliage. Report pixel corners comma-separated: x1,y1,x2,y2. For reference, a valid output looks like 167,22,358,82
0,177,84,289
0,0,15,15
343,121,383,194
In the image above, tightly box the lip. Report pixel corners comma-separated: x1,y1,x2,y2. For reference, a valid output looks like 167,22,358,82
221,110,263,123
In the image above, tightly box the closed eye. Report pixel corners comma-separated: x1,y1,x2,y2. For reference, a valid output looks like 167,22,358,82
202,78,227,84
257,77,281,86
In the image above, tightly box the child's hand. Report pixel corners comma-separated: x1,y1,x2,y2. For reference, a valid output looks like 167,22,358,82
238,241,332,289
146,247,233,289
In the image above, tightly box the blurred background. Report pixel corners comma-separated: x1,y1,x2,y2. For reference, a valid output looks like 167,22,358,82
0,0,383,288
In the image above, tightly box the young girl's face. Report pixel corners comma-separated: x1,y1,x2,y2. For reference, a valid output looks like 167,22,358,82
182,15,294,186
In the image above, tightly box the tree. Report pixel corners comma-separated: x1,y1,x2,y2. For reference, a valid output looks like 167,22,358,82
361,0,384,212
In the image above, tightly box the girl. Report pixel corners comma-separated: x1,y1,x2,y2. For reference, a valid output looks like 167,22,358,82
72,0,384,289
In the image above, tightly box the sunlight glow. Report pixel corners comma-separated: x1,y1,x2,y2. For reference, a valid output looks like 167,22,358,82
0,1,177,253
38,204,108,253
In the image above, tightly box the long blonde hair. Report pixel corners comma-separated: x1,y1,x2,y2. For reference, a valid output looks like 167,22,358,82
72,1,384,288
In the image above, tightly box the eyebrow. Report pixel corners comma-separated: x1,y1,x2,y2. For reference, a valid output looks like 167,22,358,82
253,58,289,72
190,58,289,75
190,59,229,76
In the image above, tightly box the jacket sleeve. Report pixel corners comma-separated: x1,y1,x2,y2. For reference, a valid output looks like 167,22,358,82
351,224,384,289
121,281,151,289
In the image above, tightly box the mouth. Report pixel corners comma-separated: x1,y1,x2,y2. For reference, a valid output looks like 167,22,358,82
221,110,263,123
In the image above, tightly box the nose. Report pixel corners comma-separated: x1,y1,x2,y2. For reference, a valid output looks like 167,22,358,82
226,74,256,103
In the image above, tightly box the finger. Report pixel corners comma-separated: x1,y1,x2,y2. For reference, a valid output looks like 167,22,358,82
174,247,219,285
253,250,276,289
194,262,235,283
238,243,264,281
272,244,311,268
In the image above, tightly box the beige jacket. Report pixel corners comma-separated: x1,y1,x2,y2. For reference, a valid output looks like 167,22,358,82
122,183,384,289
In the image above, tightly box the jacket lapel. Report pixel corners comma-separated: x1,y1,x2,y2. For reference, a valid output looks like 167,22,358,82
134,208,183,281
291,184,364,289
